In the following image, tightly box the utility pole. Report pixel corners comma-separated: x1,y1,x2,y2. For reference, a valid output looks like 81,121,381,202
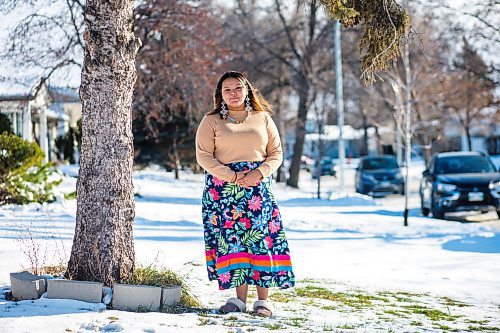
334,19,345,194
403,26,411,227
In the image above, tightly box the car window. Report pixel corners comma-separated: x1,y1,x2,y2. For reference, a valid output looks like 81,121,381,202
435,156,497,174
362,158,399,170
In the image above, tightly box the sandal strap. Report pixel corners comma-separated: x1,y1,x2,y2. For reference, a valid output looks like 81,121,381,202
253,300,274,312
226,297,246,312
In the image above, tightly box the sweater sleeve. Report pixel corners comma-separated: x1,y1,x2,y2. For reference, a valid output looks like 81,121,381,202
195,116,236,182
257,114,283,178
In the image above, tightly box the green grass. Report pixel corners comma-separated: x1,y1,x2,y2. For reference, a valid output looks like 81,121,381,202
295,285,373,309
383,309,410,318
262,323,285,330
323,323,334,331
440,296,471,308
337,323,356,329
129,266,201,309
321,305,336,310
467,326,500,332
269,291,294,303
402,304,459,321
465,319,489,325
288,317,308,327
434,324,461,332
64,191,77,200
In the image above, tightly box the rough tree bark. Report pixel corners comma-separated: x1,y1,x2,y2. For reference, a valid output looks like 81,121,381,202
67,0,141,285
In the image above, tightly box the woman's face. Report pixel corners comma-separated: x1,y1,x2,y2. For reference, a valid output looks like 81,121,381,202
221,77,248,109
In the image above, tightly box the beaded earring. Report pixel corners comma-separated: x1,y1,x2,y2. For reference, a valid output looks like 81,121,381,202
220,100,228,119
245,95,252,112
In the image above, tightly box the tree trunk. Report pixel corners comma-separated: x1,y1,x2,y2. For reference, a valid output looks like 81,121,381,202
275,91,286,183
362,112,368,156
287,82,309,188
172,136,180,180
465,125,472,152
67,0,140,285
375,126,381,155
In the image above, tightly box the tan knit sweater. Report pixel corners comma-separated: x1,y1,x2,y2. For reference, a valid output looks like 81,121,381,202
195,110,283,182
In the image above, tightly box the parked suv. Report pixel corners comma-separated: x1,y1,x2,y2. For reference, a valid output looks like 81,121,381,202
311,157,337,179
419,151,500,220
355,155,405,196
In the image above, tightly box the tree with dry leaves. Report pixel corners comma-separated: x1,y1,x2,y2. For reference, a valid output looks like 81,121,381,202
133,0,231,177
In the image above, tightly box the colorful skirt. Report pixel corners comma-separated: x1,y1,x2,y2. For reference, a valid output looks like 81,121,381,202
202,161,295,290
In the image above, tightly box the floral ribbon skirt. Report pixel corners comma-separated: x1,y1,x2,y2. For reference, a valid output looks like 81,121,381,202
202,161,295,290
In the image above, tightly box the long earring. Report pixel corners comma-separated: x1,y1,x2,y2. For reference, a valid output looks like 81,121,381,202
245,95,252,112
220,100,228,119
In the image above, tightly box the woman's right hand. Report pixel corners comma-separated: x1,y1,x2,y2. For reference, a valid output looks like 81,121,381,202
234,171,250,188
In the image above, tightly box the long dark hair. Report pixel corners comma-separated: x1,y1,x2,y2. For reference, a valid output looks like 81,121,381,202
208,71,272,118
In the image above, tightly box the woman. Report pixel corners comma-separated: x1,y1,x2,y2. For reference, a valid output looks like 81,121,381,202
195,71,295,317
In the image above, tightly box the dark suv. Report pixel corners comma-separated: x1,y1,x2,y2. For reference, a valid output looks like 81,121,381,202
355,155,405,196
419,152,500,220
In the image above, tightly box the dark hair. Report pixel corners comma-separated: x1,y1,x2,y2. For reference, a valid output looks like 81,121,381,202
208,71,272,117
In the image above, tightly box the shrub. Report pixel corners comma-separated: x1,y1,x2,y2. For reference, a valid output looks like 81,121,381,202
0,113,12,134
0,132,62,204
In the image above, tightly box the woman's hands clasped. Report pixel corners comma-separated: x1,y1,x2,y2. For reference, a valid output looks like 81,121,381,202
234,170,263,188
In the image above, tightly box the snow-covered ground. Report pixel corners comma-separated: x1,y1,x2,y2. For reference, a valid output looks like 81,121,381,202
0,163,499,332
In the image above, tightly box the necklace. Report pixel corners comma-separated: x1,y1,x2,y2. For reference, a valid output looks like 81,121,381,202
227,110,251,124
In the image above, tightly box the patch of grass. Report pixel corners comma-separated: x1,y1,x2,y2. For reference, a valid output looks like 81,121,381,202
227,315,238,321
129,266,200,308
402,304,459,321
269,292,294,303
434,324,460,332
383,309,409,318
440,296,470,308
321,305,336,310
262,323,285,330
64,191,77,200
410,321,423,326
288,317,308,327
323,323,334,331
467,326,500,332
465,319,489,325
295,286,372,309
107,316,119,321
197,318,212,326
40,263,67,277
337,324,356,329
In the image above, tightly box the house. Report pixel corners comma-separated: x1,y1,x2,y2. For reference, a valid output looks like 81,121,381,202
0,78,80,162
439,117,500,155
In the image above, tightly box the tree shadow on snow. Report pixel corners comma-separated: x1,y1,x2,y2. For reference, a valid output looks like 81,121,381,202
335,208,421,217
0,293,106,318
441,233,500,253
135,195,201,205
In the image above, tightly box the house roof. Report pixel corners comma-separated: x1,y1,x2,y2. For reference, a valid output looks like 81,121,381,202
0,77,42,101
49,86,80,103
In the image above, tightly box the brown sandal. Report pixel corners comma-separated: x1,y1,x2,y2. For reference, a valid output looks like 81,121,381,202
253,300,274,318
219,297,246,314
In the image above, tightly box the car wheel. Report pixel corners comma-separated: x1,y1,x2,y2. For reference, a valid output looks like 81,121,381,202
431,193,445,220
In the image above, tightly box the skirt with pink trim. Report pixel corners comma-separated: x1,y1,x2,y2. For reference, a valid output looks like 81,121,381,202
202,161,295,290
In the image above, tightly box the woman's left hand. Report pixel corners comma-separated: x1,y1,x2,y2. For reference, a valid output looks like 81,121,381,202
236,170,263,187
